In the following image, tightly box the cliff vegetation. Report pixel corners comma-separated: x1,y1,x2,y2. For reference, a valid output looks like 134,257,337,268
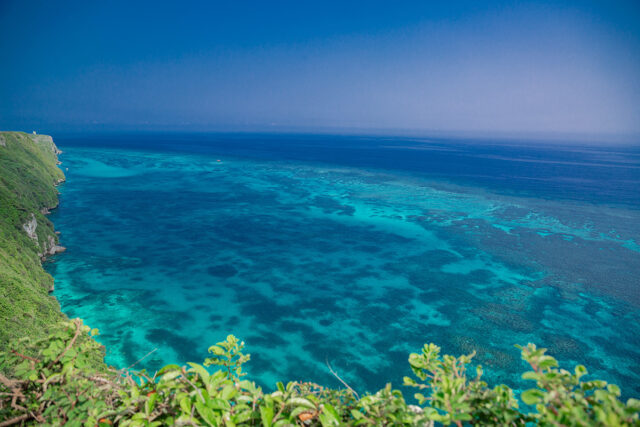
0,131,67,349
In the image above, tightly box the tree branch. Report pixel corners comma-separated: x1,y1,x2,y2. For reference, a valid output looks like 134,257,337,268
0,414,30,427
9,350,40,363
326,358,359,400
49,319,82,368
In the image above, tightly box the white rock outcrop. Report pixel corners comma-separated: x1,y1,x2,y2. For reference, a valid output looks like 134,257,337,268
23,214,38,241
44,235,66,257
22,213,66,259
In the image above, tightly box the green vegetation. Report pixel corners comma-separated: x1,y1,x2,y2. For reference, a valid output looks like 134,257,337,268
1,320,639,426
0,132,67,350
1,132,639,425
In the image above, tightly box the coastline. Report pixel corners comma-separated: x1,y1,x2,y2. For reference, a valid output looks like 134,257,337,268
0,132,73,351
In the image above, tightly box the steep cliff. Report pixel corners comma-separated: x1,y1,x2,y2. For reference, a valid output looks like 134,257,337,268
0,132,67,348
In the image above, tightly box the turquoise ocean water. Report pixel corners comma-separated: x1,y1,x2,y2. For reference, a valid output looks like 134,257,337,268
45,134,640,397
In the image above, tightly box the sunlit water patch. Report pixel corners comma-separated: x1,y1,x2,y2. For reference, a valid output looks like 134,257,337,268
46,144,640,397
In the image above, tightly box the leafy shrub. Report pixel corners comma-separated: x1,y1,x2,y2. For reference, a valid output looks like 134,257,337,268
517,343,640,425
404,343,522,425
1,319,639,426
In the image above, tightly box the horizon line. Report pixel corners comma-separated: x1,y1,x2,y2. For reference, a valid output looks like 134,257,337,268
7,124,640,146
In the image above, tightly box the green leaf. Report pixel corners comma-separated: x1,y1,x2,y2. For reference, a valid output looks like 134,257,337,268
157,364,182,376
414,393,427,405
160,370,182,382
260,404,274,427
195,401,219,427
233,409,253,424
179,395,192,414
403,376,417,386
626,398,640,409
607,384,621,396
537,355,558,370
208,345,226,356
187,362,210,383
145,392,158,415
319,404,340,427
521,389,544,405
220,384,237,400
574,364,587,378
288,397,316,409
210,398,231,411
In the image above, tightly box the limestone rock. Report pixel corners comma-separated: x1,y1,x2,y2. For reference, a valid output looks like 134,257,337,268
44,235,66,256
23,214,38,241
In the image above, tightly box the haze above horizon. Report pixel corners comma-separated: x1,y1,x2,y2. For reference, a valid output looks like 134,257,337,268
1,0,639,141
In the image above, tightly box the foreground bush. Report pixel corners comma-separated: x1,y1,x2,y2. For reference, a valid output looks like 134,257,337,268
1,319,638,426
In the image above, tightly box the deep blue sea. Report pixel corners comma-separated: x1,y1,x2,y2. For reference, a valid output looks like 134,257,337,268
45,133,640,397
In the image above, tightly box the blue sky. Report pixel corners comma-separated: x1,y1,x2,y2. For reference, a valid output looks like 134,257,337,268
1,0,639,138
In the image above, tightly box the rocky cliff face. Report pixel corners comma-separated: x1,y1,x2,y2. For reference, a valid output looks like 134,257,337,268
23,214,38,241
21,212,66,260
32,133,62,155
14,135,67,260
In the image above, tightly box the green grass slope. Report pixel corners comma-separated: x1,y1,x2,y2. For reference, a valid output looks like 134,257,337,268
0,131,67,349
